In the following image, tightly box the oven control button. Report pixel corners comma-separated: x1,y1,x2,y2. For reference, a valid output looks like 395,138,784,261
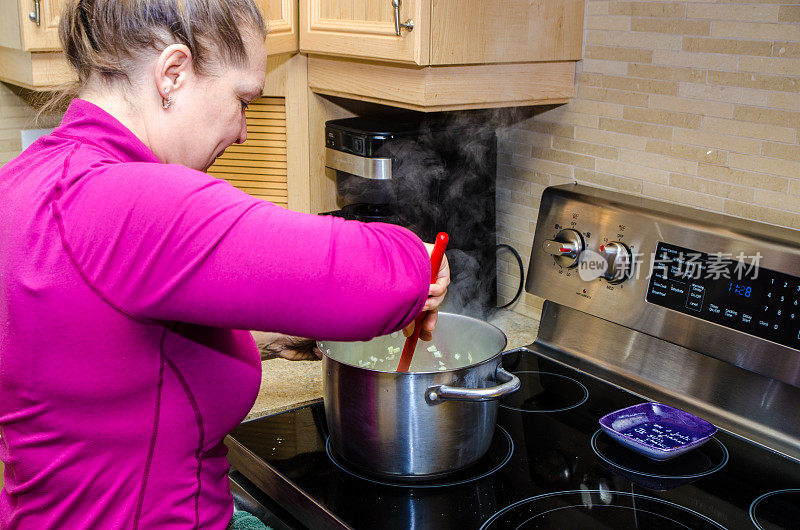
599,241,632,284
544,229,584,268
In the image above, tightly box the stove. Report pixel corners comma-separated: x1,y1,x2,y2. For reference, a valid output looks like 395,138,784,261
227,184,800,529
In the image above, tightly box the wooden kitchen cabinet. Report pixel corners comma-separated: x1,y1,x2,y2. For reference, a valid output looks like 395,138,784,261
301,0,584,66
258,0,300,55
302,0,586,111
0,0,66,51
0,0,297,90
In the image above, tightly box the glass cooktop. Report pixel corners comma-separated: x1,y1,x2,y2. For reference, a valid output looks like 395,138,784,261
227,349,800,529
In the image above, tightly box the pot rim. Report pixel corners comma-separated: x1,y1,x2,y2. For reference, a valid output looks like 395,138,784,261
318,312,508,376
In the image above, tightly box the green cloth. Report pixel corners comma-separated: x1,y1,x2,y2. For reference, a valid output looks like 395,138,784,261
227,510,272,530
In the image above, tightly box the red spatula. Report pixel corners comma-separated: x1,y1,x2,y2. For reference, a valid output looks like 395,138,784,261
396,232,449,372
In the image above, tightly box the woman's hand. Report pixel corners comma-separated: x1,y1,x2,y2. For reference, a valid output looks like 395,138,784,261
403,243,450,342
251,332,322,361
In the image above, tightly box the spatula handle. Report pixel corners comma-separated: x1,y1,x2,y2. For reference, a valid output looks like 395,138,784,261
396,232,449,372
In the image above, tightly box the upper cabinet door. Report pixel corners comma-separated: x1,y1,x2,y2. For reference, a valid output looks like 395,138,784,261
300,0,428,65
0,0,67,51
260,0,299,55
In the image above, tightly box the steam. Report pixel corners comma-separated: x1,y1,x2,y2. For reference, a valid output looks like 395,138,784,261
333,108,536,320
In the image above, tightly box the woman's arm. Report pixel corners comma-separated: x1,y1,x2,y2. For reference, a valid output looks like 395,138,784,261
55,162,430,340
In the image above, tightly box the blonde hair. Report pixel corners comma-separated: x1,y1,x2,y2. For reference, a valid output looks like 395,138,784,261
41,0,265,116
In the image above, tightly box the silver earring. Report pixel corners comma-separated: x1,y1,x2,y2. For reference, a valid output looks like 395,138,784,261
161,94,172,109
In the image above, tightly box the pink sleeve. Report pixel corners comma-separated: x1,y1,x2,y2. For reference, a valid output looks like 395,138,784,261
54,162,430,340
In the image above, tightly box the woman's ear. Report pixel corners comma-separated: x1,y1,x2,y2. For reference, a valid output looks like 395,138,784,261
154,44,193,100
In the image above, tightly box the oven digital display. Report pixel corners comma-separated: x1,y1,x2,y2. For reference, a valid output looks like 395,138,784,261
646,242,800,351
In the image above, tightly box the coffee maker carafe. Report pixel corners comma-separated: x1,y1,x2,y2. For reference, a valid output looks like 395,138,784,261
321,116,497,318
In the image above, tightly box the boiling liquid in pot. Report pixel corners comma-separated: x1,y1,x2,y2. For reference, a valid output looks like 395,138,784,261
319,315,505,373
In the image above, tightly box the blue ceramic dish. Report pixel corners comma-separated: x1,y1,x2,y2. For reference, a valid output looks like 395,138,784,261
599,402,717,461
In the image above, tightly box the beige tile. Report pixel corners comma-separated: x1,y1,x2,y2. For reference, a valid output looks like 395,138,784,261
646,139,726,165
497,211,533,233
724,200,800,230
642,182,725,211
523,119,575,139
620,148,698,175
628,63,706,83
682,37,772,57
772,42,800,59
585,45,653,64
676,129,760,156
711,21,800,42
603,74,679,95
536,108,600,128
702,116,796,143
503,128,551,148
767,91,800,111
687,3,779,22
585,29,609,46
733,105,800,128
497,174,532,195
512,154,575,178
574,167,643,193
587,1,610,16
762,142,800,162
596,157,670,185
609,2,684,18
499,163,551,187
739,56,800,77
585,15,631,31
668,173,754,202
598,30,683,51
599,117,673,141
678,83,769,107
530,146,596,170
631,18,710,36
582,59,630,76
574,125,649,151
778,5,800,23
563,98,624,119
698,163,789,193
576,72,604,87
707,70,799,93
652,50,739,71
577,86,650,107
497,200,539,223
789,179,800,197
623,107,701,129
649,94,733,118
553,137,620,160
729,152,800,180
754,189,800,213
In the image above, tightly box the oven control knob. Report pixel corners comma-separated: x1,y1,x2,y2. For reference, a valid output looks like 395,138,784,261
543,229,584,268
599,241,632,284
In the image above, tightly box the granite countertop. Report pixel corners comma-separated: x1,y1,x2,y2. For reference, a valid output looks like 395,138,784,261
245,310,540,421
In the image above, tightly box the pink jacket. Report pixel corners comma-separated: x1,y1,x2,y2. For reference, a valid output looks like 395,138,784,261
0,99,429,528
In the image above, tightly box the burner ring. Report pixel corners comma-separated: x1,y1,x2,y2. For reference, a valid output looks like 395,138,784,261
500,371,588,413
480,490,727,530
749,488,800,530
590,430,729,480
325,425,513,488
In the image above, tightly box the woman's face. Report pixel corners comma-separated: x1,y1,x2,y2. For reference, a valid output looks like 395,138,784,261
159,31,268,171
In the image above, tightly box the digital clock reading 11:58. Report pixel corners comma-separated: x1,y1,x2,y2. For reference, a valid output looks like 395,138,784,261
728,283,753,297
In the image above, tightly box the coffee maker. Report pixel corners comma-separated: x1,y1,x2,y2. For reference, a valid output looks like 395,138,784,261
321,116,497,318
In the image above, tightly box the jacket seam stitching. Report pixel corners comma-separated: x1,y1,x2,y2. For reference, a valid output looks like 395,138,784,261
132,328,167,529
164,356,205,530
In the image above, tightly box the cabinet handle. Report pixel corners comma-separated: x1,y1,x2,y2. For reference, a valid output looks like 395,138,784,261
391,0,414,36
28,0,41,26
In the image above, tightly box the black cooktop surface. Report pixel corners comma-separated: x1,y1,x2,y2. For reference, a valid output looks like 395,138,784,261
227,349,800,529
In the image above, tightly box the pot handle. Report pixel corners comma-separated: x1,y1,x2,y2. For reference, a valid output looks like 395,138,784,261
425,367,521,403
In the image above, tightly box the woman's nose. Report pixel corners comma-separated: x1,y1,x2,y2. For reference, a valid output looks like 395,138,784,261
236,115,247,144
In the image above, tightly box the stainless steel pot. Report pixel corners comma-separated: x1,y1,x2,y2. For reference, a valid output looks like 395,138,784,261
319,313,520,480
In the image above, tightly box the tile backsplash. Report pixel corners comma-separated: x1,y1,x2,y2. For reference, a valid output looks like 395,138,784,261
496,0,800,319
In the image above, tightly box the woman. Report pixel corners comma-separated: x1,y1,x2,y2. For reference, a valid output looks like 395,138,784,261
0,0,449,528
